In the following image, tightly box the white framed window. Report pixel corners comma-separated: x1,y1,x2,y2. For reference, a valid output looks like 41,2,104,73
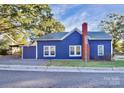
97,45,104,56
43,46,56,57
69,45,81,56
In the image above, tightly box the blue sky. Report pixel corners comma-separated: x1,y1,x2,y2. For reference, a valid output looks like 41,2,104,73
50,4,124,32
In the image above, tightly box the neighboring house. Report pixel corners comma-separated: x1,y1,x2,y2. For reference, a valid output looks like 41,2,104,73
0,33,23,54
22,23,112,60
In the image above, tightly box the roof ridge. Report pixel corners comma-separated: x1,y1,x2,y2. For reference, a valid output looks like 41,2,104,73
34,28,112,41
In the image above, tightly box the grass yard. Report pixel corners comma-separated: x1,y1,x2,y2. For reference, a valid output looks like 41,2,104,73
45,60,124,67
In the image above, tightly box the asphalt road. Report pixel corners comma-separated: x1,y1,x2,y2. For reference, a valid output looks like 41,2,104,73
0,70,124,88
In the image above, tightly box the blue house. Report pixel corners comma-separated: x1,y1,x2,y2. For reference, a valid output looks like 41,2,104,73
22,23,112,60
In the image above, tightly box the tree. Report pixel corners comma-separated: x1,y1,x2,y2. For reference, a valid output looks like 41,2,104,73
0,4,65,55
0,4,65,42
99,13,124,55
0,35,10,55
120,41,124,53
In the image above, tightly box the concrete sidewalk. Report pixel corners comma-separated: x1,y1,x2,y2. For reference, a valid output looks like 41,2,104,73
1,64,124,73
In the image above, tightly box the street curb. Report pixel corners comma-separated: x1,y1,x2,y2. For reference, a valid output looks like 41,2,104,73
1,65,124,73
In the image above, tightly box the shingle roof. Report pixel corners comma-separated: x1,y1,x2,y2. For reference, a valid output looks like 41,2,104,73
35,32,68,41
88,32,112,40
34,28,112,41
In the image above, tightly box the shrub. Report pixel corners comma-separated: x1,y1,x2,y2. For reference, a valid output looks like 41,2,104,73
0,49,9,55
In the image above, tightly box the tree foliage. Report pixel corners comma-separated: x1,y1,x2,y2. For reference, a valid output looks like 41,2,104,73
121,41,124,53
99,13,124,54
0,4,65,43
0,4,65,55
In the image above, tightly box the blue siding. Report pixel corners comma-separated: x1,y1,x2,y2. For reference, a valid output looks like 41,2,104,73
37,31,112,60
23,46,36,59
37,31,82,59
22,30,112,60
89,40,111,60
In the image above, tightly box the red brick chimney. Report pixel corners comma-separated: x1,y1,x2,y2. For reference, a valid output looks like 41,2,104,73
82,22,89,61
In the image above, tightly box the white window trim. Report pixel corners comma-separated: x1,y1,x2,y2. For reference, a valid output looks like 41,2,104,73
97,45,104,56
69,45,81,57
43,46,56,57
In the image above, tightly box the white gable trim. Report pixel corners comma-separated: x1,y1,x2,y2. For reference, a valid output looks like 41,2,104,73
61,28,81,40
36,28,82,41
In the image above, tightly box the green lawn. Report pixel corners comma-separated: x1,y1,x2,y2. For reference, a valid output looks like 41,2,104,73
45,60,124,67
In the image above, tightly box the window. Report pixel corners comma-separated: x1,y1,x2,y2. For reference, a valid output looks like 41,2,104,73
97,45,104,56
69,45,81,56
43,46,56,57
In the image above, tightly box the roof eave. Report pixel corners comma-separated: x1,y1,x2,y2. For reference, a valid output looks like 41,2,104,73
88,38,112,40
36,39,63,41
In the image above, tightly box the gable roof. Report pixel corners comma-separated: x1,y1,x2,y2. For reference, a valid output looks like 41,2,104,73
34,28,112,41
34,28,81,41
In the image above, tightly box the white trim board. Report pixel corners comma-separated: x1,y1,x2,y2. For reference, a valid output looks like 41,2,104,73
111,40,113,56
21,46,24,59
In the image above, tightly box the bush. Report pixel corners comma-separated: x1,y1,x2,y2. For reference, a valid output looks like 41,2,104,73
0,49,9,55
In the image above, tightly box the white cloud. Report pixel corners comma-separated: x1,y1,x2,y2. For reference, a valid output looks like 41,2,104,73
50,4,80,19
62,13,101,32
88,21,101,31
50,4,106,32
62,8,105,31
62,11,88,32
